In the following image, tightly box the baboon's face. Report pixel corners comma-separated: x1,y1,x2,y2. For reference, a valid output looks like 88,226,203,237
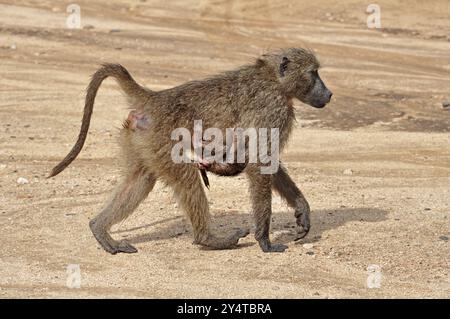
296,69,333,108
274,48,333,108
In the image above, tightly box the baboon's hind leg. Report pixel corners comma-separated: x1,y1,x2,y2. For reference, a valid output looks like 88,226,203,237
89,168,156,254
168,166,249,249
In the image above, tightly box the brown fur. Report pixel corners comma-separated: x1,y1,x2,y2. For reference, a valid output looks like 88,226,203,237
50,48,329,254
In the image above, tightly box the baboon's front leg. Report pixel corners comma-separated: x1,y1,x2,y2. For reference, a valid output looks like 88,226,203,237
272,164,310,239
89,168,156,254
247,168,287,252
169,167,249,249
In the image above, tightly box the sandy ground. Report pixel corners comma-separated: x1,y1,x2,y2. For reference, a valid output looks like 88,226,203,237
0,0,449,298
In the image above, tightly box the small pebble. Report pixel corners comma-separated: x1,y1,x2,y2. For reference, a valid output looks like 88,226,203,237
439,236,448,242
10,43,17,50
303,243,314,250
306,251,314,256
17,177,29,185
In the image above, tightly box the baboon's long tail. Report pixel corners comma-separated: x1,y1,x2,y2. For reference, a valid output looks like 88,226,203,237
48,63,150,178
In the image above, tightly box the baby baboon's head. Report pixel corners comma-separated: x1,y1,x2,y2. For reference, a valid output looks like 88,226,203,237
261,48,333,108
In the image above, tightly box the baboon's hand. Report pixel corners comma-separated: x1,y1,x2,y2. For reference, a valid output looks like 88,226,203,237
295,208,310,240
196,157,211,170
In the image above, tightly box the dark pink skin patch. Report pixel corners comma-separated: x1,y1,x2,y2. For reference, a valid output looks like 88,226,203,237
127,110,150,131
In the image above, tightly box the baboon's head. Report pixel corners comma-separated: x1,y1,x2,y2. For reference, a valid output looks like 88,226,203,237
261,48,333,108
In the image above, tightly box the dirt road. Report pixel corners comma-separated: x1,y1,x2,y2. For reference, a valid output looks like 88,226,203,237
0,0,449,298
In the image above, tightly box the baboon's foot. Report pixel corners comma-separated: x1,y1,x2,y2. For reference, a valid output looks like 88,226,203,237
116,240,138,254
257,238,288,253
195,228,249,250
89,219,138,254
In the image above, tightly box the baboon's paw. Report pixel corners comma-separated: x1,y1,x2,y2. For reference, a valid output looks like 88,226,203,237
235,228,250,239
295,229,310,241
92,233,119,255
197,228,250,250
295,211,311,240
263,243,288,253
94,236,137,255
225,228,250,247
117,240,138,254
89,220,137,254
258,239,288,253
89,220,116,254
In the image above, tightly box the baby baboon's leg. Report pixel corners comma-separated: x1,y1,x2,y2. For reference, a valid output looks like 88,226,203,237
247,167,287,252
272,164,310,239
89,168,156,254
169,166,249,249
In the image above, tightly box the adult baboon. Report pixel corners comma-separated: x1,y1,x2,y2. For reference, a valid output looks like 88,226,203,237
50,48,332,253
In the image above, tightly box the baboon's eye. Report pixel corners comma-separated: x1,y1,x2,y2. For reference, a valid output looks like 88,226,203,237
279,57,290,77
310,70,319,81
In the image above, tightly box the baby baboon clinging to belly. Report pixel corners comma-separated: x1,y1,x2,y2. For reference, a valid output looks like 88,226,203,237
49,48,332,254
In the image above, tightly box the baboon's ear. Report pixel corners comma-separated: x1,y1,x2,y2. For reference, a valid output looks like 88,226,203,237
279,57,290,77
256,58,267,68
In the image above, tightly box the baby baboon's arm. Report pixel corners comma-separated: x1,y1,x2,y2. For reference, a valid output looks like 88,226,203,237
198,160,246,176
197,128,247,182
187,128,248,188
197,160,246,189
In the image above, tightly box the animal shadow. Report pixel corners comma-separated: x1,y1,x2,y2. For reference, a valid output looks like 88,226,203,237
115,207,388,247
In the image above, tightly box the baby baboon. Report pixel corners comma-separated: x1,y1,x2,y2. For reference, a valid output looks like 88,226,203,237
50,48,332,254
193,128,247,188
